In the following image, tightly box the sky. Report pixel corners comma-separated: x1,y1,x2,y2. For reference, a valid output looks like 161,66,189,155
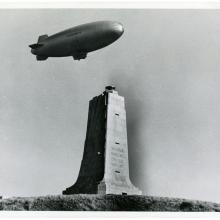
0,9,220,203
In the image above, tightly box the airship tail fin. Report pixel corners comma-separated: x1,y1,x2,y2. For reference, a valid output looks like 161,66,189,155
38,35,48,43
29,43,44,49
36,55,48,61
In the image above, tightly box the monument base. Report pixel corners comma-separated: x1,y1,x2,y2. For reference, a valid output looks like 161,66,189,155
63,177,100,194
98,180,142,195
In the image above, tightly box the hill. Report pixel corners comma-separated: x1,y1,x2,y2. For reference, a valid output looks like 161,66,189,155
0,195,220,211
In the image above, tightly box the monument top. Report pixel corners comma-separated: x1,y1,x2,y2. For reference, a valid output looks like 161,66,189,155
105,85,118,94
105,85,115,91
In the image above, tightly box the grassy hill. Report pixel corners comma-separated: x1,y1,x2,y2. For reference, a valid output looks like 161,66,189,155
0,195,220,211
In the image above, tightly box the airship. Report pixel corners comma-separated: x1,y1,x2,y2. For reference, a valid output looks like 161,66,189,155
29,21,124,61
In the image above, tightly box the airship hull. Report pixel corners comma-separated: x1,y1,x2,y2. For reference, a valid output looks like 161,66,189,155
29,21,124,60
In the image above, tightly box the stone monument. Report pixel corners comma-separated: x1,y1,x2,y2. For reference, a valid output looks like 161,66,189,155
63,86,141,195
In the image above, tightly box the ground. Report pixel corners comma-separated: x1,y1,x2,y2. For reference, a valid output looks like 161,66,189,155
1,195,220,211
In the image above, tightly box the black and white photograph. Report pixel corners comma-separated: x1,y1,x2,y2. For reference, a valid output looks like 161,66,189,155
0,1,220,215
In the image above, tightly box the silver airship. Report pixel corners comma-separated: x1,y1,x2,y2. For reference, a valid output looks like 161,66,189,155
29,21,124,61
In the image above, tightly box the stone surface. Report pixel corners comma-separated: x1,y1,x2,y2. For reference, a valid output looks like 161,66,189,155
98,89,141,195
63,87,141,195
1,195,220,211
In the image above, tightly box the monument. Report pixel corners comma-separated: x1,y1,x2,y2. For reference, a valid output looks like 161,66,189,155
63,86,141,195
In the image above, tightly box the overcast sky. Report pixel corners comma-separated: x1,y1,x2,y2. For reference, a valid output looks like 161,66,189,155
0,9,220,203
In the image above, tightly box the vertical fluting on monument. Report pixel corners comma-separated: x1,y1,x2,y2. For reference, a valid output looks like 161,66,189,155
63,86,142,195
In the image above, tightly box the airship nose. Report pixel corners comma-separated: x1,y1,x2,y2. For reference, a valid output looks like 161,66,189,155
112,22,124,38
